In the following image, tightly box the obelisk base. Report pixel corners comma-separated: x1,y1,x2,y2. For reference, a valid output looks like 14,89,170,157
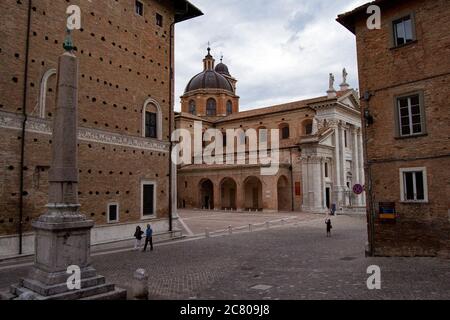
4,206,126,300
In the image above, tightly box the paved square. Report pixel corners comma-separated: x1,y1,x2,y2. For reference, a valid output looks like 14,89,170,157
0,213,449,300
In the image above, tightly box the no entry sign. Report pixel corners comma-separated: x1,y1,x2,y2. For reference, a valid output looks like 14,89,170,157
353,184,364,195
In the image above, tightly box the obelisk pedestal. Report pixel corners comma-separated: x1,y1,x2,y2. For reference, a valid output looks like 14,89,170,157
5,47,126,300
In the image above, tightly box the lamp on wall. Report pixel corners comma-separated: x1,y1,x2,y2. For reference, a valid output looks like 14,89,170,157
362,91,374,126
364,109,374,126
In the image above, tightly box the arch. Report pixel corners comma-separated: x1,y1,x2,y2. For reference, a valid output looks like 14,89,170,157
188,99,196,115
279,123,290,140
142,98,163,140
206,98,217,116
277,175,291,211
39,69,57,118
199,179,214,210
220,177,237,210
226,100,233,115
302,119,313,135
244,176,263,211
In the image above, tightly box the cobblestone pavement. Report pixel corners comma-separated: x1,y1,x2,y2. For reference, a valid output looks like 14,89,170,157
1,214,449,300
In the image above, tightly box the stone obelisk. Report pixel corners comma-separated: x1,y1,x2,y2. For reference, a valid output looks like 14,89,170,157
6,32,126,300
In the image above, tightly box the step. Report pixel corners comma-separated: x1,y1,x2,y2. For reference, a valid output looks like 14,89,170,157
21,275,106,297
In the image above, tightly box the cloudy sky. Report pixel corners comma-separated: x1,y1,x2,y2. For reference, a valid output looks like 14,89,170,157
174,0,369,111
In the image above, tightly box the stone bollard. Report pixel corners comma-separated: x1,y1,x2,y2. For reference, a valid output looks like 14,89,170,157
281,219,285,225
265,221,270,229
17,292,38,300
249,224,252,232
132,268,148,300
205,228,210,238
228,225,233,235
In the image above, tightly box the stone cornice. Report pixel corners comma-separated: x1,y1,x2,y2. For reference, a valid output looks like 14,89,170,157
0,111,169,152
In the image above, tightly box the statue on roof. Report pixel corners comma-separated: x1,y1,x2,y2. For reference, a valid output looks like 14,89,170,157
329,73,335,91
342,68,348,85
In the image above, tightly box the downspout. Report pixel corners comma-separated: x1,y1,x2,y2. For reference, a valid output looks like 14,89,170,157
362,94,375,257
18,0,32,255
168,20,176,232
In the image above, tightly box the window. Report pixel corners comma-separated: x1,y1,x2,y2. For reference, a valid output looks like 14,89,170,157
145,111,157,138
305,123,313,135
142,182,156,217
135,1,144,16
303,119,313,135
156,13,163,27
397,93,425,137
258,127,267,143
400,168,428,202
280,124,290,140
189,100,196,115
107,203,119,223
206,98,217,116
222,132,227,147
393,15,414,47
344,130,348,148
324,162,329,178
226,100,233,115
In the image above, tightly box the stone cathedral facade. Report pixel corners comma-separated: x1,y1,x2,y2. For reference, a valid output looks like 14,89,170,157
176,49,366,213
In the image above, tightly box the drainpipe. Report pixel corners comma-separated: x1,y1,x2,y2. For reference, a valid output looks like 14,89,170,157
362,91,375,257
168,20,176,232
18,0,32,255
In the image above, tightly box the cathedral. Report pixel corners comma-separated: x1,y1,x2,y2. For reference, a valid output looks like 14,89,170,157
175,48,366,213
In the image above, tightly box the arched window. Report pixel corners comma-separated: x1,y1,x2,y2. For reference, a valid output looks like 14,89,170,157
189,100,196,115
39,69,57,118
226,100,233,115
142,98,162,140
303,119,313,135
279,123,290,140
206,98,217,116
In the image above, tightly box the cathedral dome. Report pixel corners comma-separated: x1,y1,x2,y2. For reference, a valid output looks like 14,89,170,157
215,62,230,76
184,70,233,93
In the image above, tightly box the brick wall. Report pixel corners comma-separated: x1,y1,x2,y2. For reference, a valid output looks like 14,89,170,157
0,0,177,236
351,0,450,257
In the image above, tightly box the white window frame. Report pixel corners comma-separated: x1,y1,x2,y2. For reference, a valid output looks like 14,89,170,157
141,180,157,220
135,0,144,17
397,95,423,137
399,167,428,203
107,202,120,223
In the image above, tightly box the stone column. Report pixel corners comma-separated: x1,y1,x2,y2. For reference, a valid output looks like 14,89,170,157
352,126,362,206
333,124,344,209
213,180,221,210
7,49,125,300
312,157,324,211
236,181,245,211
301,157,309,212
358,129,366,206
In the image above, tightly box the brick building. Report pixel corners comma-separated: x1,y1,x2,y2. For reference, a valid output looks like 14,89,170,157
0,0,202,257
176,49,366,213
337,0,450,257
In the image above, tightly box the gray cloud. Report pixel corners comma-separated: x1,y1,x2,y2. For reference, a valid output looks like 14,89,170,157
175,0,369,111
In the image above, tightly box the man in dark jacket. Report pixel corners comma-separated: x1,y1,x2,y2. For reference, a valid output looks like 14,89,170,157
143,224,153,252
325,218,332,237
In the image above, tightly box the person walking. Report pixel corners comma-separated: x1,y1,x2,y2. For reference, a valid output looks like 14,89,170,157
134,226,144,250
143,224,153,252
325,218,332,237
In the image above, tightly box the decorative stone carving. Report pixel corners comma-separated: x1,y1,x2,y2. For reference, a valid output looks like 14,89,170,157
0,111,169,152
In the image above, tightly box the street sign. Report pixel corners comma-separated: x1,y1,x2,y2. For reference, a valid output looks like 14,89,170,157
353,184,364,195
